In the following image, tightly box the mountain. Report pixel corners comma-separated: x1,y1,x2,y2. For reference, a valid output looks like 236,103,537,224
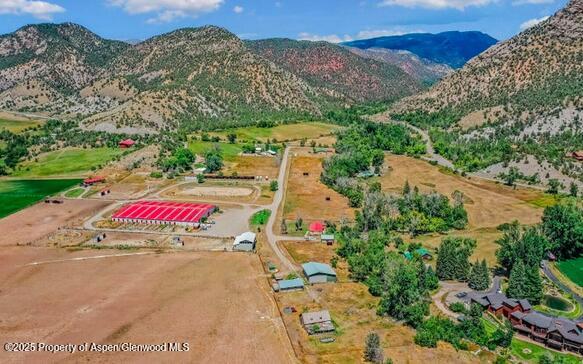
396,0,583,120
0,24,422,133
343,31,497,69
394,0,583,187
246,38,421,103
345,47,453,85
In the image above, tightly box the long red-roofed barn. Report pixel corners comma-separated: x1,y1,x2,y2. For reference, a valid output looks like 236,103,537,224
112,201,217,227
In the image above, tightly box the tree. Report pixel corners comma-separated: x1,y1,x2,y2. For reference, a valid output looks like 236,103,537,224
524,265,543,304
436,237,475,281
196,173,205,183
281,219,288,234
506,260,543,303
227,133,237,144
270,180,279,192
204,147,224,173
469,260,490,291
541,202,583,259
295,217,303,231
496,223,547,272
546,179,561,195
364,332,384,363
569,182,579,197
503,167,520,186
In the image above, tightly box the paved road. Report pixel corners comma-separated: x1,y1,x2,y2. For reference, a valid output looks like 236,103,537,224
542,260,583,320
265,147,298,273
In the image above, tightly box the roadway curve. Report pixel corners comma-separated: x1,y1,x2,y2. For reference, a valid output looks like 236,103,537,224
265,147,298,273
541,260,583,320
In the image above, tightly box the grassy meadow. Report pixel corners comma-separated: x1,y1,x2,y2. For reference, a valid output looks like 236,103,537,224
557,257,583,287
0,118,44,133
0,179,81,218
187,140,243,162
205,122,341,142
12,147,125,177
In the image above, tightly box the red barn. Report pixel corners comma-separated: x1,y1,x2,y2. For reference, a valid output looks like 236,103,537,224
309,221,325,234
119,139,135,148
83,176,106,186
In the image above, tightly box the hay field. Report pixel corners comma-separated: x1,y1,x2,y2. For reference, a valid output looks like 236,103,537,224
0,117,43,133
380,155,546,264
0,249,294,364
208,122,341,142
283,155,355,228
224,155,280,179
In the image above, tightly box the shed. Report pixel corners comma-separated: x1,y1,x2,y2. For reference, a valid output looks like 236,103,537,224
119,139,135,148
321,234,335,245
275,278,305,292
233,232,257,252
302,262,337,284
309,221,325,234
404,248,433,260
83,176,105,186
300,310,335,334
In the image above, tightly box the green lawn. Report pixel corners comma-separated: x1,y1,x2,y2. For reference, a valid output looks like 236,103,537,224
0,179,81,218
187,141,242,162
64,187,85,198
12,147,125,177
0,118,43,133
510,338,581,363
203,122,341,143
250,209,271,226
557,257,583,287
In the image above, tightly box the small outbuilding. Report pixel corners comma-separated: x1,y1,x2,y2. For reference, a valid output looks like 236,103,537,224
404,248,433,261
308,221,325,234
83,176,106,186
321,234,335,245
233,232,257,252
273,278,305,292
302,262,337,284
300,310,335,335
119,139,135,148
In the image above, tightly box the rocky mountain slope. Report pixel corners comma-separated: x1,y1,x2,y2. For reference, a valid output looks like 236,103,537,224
0,24,423,133
246,38,421,103
343,31,497,69
345,47,452,85
393,0,583,186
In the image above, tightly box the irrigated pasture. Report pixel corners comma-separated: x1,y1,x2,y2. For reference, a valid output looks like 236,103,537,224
557,257,583,287
0,249,294,364
12,147,126,177
0,117,43,133
0,179,81,218
207,122,341,142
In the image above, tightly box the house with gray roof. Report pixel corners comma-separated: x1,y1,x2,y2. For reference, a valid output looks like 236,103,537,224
300,310,335,335
233,232,256,252
302,262,337,284
273,278,304,292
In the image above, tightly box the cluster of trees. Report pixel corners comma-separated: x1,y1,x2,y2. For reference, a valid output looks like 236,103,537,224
541,201,583,259
320,122,425,207
204,146,224,173
415,304,513,350
159,147,195,172
468,260,491,291
436,237,475,281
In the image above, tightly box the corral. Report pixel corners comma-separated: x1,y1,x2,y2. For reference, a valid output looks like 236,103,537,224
112,201,217,227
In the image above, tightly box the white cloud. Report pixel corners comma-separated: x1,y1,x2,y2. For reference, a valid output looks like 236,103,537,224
0,0,65,20
233,5,243,13
520,15,549,30
298,32,354,43
378,0,496,10
513,0,553,5
109,0,223,23
298,28,422,44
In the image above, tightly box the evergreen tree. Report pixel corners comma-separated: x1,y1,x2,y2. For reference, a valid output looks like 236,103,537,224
436,237,475,281
364,331,384,363
524,266,543,305
569,182,579,197
469,260,490,291
507,260,527,300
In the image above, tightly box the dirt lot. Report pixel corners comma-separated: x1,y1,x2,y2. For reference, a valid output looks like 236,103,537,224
278,243,491,364
283,155,355,229
0,199,111,247
380,155,545,264
161,181,261,204
0,248,295,364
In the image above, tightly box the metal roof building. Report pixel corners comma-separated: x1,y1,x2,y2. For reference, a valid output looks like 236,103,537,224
302,262,337,284
233,232,257,252
274,278,305,292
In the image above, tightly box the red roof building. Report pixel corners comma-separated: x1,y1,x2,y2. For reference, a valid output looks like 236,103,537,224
309,221,325,234
119,139,135,148
112,201,216,227
83,176,106,185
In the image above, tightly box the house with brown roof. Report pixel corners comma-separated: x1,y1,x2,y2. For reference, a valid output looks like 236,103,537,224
300,310,335,335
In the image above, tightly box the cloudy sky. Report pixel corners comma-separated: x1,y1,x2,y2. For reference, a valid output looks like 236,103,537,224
0,0,568,42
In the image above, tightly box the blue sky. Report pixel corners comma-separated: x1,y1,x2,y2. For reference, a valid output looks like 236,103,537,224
0,0,568,42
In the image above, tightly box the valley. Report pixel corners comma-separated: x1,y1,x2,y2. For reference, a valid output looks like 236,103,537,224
0,1,582,363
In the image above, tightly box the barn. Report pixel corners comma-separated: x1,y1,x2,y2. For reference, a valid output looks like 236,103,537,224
119,139,135,148
302,262,337,284
112,201,216,227
233,232,257,252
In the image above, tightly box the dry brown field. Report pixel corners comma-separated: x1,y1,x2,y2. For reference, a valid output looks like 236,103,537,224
0,199,111,247
278,242,493,364
283,155,355,228
380,155,545,264
0,248,294,364
224,155,280,179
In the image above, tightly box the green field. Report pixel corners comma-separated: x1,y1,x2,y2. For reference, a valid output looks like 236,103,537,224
510,338,581,363
0,118,43,133
250,209,271,226
64,187,85,198
0,179,81,218
557,257,583,287
187,141,242,162
204,122,341,142
12,147,126,177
